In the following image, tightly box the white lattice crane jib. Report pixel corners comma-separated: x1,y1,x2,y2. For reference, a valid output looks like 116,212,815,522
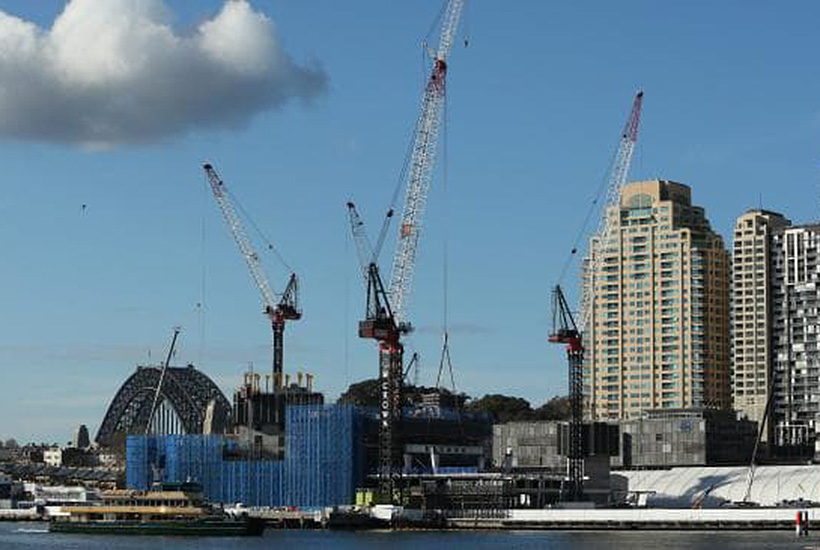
203,163,301,393
579,91,644,335
388,0,464,325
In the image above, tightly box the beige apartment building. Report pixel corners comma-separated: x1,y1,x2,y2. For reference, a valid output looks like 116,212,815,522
584,180,731,420
730,210,790,443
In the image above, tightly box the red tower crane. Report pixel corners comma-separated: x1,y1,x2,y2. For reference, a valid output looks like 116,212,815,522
550,93,644,501
348,0,464,505
548,285,584,500
203,163,301,393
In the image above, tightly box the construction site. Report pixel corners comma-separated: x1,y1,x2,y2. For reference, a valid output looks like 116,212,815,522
9,0,816,532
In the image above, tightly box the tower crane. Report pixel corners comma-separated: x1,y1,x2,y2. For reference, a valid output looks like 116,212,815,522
549,93,644,501
347,201,409,505
348,0,464,505
203,163,301,393
548,285,584,500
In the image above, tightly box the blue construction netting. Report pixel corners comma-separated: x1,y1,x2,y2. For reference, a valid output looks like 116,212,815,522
126,435,157,491
220,459,284,507
284,404,364,507
126,404,364,508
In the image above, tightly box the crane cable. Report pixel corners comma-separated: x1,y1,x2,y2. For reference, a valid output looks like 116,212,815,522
222,183,295,282
436,83,457,395
556,135,624,286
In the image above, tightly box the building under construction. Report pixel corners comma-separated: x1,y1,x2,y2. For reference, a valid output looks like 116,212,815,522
126,400,493,508
232,369,324,459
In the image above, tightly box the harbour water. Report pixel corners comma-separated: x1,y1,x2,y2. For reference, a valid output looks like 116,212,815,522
0,522,812,549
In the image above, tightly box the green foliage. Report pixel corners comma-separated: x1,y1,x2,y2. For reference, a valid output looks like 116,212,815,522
338,378,568,423
466,394,533,423
533,395,571,420
467,394,571,423
337,378,467,409
337,378,381,407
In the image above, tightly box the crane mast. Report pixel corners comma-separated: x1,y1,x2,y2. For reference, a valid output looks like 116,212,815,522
549,285,585,501
388,0,464,324
203,163,301,392
347,202,408,505
579,91,643,335
347,0,464,505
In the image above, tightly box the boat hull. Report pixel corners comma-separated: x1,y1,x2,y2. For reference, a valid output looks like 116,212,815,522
49,517,265,537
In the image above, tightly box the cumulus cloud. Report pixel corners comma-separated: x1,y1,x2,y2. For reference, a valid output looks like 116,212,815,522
0,0,326,148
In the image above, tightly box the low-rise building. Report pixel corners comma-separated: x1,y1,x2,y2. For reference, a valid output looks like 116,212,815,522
43,447,62,468
493,409,757,473
618,409,757,468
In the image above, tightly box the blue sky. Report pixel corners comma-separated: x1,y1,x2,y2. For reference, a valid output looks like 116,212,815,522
1,1,819,443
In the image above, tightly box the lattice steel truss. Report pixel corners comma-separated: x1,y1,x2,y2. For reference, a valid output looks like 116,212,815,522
96,366,231,446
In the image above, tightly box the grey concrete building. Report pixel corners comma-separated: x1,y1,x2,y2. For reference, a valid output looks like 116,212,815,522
494,411,756,471
618,408,756,468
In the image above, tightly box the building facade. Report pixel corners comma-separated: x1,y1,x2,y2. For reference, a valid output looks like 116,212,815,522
770,224,820,450
584,180,731,420
730,209,790,443
618,409,756,468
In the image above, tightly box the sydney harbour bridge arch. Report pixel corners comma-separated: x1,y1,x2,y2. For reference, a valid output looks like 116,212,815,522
95,365,231,446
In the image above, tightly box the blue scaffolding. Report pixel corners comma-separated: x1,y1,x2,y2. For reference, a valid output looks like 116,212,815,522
126,404,364,507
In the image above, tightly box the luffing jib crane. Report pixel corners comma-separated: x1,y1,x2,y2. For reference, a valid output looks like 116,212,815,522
349,0,464,505
551,93,644,501
548,285,585,501
203,163,301,393
347,201,410,505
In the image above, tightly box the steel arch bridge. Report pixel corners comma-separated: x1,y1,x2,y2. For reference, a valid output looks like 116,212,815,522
95,365,231,446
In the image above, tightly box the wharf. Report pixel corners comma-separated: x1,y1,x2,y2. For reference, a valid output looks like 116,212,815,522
248,508,325,529
0,509,40,521
437,508,820,531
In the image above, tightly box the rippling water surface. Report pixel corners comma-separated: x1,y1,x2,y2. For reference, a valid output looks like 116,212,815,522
0,522,813,549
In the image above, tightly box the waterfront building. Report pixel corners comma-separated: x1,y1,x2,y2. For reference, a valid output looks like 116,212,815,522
730,209,790,444
492,421,618,470
584,180,731,420
770,223,820,451
492,412,755,471
617,408,756,468
127,403,493,507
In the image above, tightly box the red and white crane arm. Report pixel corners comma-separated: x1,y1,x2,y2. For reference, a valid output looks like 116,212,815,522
387,0,464,325
579,92,643,334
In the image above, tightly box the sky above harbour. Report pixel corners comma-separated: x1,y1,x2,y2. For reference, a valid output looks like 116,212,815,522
1,1,819,443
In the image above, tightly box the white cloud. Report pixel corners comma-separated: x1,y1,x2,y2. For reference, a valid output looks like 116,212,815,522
0,0,326,148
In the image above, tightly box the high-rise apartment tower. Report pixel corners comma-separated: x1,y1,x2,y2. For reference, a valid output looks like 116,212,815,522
730,209,790,445
770,224,820,450
584,180,731,420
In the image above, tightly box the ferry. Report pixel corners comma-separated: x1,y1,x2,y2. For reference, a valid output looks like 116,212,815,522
48,482,264,536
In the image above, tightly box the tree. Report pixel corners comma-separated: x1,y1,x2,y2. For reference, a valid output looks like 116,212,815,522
466,394,534,423
338,378,469,409
338,379,381,407
532,396,571,420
